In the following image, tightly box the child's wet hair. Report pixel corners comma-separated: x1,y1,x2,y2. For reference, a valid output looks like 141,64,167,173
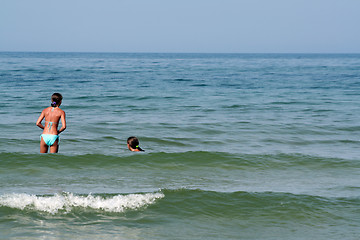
127,136,144,151
51,93,63,107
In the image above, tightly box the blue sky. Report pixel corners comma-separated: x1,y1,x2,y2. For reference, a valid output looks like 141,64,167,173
1,0,360,53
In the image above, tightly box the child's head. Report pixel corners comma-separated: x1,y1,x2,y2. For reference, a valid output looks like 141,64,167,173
51,93,63,107
127,136,144,152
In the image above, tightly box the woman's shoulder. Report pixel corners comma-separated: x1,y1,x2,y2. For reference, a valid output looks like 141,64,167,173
42,107,52,112
43,107,64,115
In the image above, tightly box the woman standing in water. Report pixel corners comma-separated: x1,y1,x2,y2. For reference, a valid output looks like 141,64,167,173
36,93,66,153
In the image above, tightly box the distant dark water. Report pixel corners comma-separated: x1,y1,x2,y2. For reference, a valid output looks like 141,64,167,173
0,52,359,239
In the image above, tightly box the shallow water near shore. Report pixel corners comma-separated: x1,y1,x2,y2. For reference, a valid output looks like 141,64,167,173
0,52,359,239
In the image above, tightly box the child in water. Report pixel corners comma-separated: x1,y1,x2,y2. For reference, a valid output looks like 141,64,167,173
127,136,144,152
36,93,66,153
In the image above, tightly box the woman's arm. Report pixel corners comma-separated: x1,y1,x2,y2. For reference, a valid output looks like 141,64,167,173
58,111,66,134
36,111,45,129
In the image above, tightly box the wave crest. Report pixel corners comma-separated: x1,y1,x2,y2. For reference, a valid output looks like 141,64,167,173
0,192,164,214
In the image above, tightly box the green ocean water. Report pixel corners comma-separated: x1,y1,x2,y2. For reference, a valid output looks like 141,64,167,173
0,52,359,239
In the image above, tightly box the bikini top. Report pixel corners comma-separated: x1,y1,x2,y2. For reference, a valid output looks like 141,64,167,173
45,107,58,132
45,121,58,132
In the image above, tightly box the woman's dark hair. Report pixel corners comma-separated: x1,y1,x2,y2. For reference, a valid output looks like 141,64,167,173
127,136,144,151
51,93,63,107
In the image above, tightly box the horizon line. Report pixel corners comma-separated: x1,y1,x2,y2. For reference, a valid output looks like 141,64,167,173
1,50,360,55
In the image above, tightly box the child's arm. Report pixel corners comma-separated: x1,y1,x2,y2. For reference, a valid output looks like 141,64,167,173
58,111,66,134
36,111,45,129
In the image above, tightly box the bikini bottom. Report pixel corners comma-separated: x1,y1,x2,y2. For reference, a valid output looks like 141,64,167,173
40,134,59,146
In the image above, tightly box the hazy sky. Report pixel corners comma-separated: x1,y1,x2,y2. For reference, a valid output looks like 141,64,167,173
1,0,360,53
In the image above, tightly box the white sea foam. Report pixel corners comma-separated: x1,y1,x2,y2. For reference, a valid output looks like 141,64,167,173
0,192,164,214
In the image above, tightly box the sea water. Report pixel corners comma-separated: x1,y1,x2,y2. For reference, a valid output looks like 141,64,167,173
0,52,359,239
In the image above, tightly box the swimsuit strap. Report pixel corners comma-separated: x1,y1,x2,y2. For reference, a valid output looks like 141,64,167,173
45,121,57,132
47,107,56,131
47,122,53,132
